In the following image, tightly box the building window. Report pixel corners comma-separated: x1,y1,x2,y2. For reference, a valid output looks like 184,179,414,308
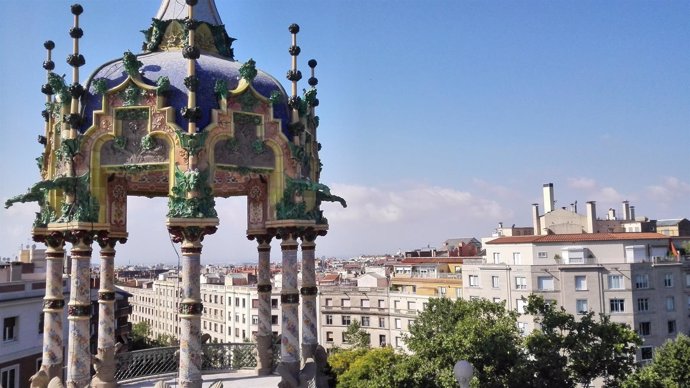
608,275,624,290
326,315,333,325
395,318,402,329
576,299,588,314
610,299,625,313
634,274,649,289
379,334,386,347
537,251,548,259
252,315,258,325
271,315,278,325
668,320,676,334
407,301,416,310
252,299,258,308
640,347,653,361
378,300,385,308
342,299,351,307
379,317,385,328
512,252,521,265
666,296,675,311
395,336,401,348
325,298,332,307
637,298,649,312
537,276,554,291
517,322,528,335
361,299,370,308
235,297,240,307
342,316,351,326
493,297,502,304
574,275,587,291
492,252,501,264
326,332,333,342
515,277,527,290
638,322,651,336
468,275,479,287
3,317,17,341
1,365,19,388
271,299,279,309
361,317,370,327
491,276,499,288
664,274,673,288
516,299,526,314
342,332,349,343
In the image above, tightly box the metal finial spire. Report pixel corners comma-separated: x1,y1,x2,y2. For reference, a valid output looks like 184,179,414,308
66,4,85,139
287,24,302,125
39,41,55,156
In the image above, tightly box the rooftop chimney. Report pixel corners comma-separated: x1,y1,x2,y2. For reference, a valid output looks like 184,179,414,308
630,206,636,221
532,203,541,235
586,201,596,233
622,201,630,221
608,208,616,220
543,183,555,213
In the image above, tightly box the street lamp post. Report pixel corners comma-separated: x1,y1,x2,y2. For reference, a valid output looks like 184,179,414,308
454,360,474,388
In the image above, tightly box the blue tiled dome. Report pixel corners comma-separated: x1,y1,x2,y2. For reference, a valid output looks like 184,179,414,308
82,51,290,135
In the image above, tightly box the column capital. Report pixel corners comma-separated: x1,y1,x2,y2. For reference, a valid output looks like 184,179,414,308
248,233,274,246
65,229,94,253
95,230,127,250
33,231,66,251
168,224,217,244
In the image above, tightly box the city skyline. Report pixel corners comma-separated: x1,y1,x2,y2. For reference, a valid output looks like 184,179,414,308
1,1,689,262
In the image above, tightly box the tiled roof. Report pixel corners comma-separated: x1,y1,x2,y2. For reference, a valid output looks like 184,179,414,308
397,257,469,264
487,232,672,244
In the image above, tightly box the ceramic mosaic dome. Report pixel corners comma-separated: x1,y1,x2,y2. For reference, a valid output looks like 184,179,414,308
81,0,291,134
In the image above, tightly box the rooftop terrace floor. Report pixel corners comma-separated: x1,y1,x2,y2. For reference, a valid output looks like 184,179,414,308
120,370,280,387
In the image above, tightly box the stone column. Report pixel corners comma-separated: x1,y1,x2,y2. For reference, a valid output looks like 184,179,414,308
169,225,216,388
91,234,125,388
33,232,66,384
65,230,94,388
300,234,318,360
278,231,300,388
255,235,274,375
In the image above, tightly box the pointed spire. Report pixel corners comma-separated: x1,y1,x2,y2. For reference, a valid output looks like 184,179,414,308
156,0,223,26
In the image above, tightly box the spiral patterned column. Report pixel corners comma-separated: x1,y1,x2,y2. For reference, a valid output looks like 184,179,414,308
279,232,300,386
179,239,203,388
91,234,125,388
300,235,318,360
255,235,274,375
65,231,94,388
36,232,66,381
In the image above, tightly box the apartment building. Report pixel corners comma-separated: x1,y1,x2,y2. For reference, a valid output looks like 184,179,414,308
0,261,69,388
121,273,283,344
462,232,690,363
389,257,464,298
318,286,430,352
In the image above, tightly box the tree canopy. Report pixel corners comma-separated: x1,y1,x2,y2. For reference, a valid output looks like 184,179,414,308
623,334,690,388
328,295,642,388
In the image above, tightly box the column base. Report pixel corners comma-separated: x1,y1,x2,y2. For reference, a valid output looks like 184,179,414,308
177,380,203,388
29,364,61,388
91,346,120,388
277,361,301,388
255,334,274,376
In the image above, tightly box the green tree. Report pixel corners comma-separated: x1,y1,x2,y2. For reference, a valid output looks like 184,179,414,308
337,347,401,388
404,297,527,388
343,319,371,349
524,294,641,388
130,321,152,350
623,334,690,388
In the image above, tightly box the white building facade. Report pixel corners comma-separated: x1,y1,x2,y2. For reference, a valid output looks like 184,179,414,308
462,232,690,363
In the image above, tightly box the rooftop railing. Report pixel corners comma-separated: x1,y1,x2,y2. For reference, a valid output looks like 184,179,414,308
115,342,278,382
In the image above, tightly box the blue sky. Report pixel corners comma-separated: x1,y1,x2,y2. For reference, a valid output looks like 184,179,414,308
1,1,689,263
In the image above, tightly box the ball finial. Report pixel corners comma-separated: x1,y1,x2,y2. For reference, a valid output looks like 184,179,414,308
308,59,317,68
289,24,300,34
44,40,55,50
186,0,198,5
70,4,83,16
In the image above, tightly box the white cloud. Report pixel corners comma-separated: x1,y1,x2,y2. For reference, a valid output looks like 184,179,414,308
646,176,690,203
567,177,597,190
